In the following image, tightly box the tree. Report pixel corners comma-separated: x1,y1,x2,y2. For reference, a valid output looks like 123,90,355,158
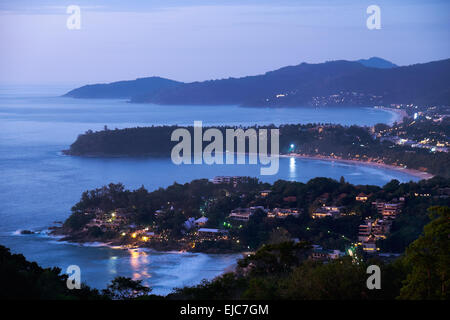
0,245,101,300
399,206,450,300
281,257,369,299
102,276,151,300
268,227,291,244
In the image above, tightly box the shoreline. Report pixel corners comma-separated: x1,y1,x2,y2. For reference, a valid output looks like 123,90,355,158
49,226,243,255
373,106,408,124
282,153,434,180
19,227,245,257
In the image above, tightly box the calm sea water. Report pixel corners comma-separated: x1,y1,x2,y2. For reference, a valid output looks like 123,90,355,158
0,85,418,294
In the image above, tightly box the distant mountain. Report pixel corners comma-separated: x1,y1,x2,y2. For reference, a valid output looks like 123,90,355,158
64,77,182,99
356,57,398,69
65,58,450,107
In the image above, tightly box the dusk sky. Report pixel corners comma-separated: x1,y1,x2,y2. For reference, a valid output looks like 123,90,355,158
0,0,449,85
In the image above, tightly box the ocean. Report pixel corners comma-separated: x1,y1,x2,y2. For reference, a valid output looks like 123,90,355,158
0,85,418,294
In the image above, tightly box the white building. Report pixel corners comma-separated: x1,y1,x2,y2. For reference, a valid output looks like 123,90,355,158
194,216,209,227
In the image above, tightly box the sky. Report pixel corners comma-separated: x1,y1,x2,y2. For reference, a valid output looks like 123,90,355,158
0,0,449,85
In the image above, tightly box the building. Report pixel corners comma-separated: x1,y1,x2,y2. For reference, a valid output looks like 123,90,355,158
372,201,385,214
194,216,208,227
362,235,378,253
283,196,297,203
381,203,402,218
260,190,272,197
212,176,249,186
358,218,391,253
358,221,372,242
310,246,345,261
312,206,343,219
382,203,402,218
356,193,368,202
184,217,195,230
229,208,252,221
228,206,267,221
267,208,301,219
197,228,228,237
359,218,391,242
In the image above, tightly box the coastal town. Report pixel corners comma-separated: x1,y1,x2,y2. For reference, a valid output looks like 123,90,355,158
50,103,450,264
52,172,450,262
279,105,448,181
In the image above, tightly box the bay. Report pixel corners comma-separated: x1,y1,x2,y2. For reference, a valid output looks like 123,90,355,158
0,85,417,294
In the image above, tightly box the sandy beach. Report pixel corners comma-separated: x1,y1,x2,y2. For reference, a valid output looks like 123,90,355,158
374,106,409,124
282,153,434,180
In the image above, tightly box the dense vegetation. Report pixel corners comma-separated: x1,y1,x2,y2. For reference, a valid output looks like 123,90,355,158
0,245,159,300
60,176,450,253
64,77,181,99
170,206,449,300
0,245,102,300
2,206,448,300
65,118,450,178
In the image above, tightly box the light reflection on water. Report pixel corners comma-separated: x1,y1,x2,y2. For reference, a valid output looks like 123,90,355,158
289,156,296,178
130,249,151,281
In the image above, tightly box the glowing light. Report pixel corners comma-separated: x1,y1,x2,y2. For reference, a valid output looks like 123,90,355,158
131,232,137,238
289,157,296,177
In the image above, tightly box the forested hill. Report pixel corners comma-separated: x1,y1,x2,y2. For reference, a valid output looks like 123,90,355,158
63,120,450,178
64,58,450,107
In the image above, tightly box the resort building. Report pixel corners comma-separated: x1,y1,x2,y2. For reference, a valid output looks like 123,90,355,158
228,206,267,221
228,208,252,221
260,190,272,197
197,228,228,238
312,206,343,219
194,216,208,227
267,208,301,219
358,218,392,253
212,176,249,186
372,201,402,219
310,246,345,261
355,193,369,202
382,203,402,219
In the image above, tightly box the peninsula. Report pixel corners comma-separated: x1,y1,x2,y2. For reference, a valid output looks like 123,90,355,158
63,112,450,179
51,176,450,256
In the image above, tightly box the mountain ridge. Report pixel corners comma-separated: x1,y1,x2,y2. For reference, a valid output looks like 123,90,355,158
64,58,450,107
356,57,398,69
